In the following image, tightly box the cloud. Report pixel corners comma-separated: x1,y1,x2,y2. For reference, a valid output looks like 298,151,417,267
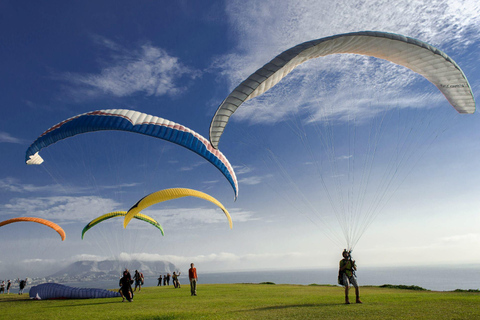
102,251,308,267
0,178,83,194
336,155,353,160
215,0,480,125
180,161,207,171
234,165,253,175
137,206,257,228
100,182,140,189
239,175,264,185
0,132,23,144
0,178,137,194
441,233,480,244
62,38,200,99
3,196,121,222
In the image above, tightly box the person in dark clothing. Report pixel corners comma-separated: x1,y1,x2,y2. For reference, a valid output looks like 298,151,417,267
157,275,162,286
119,269,133,302
6,280,11,294
339,250,361,304
18,278,27,295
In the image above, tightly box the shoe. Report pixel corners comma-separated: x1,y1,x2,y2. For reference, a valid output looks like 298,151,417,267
356,299,362,304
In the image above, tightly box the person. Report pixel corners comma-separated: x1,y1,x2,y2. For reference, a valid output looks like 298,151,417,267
163,274,166,286
119,269,133,302
172,271,181,288
6,280,11,294
188,263,198,296
157,274,162,286
134,270,143,292
18,278,27,295
166,273,170,286
0,281,5,294
339,249,361,304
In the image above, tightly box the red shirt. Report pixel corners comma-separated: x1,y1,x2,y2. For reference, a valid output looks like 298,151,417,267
189,267,197,280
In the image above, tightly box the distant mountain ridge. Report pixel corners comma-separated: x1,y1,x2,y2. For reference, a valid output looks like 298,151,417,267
46,259,178,282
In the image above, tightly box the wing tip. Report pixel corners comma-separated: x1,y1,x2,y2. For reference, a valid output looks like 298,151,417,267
26,152,44,165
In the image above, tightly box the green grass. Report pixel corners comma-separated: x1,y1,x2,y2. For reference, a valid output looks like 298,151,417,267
2,284,479,319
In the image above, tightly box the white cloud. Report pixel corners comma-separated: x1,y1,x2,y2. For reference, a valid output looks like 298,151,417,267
215,0,480,125
234,165,253,175
0,178,83,194
180,161,207,171
3,196,121,222
62,38,200,99
0,132,23,144
441,233,480,244
107,251,309,268
136,206,257,228
0,178,139,195
239,175,264,185
0,178,139,194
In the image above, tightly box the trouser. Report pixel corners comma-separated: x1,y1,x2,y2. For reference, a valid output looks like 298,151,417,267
190,279,197,295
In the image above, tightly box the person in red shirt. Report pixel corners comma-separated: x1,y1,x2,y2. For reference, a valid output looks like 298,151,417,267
188,263,198,296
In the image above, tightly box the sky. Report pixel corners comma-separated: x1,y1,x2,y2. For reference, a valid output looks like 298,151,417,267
1,0,480,279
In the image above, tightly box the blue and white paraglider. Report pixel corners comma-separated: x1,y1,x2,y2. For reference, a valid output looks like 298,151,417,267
29,283,121,300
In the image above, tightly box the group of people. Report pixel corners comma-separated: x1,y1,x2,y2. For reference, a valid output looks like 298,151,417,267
155,271,183,289
0,280,11,294
157,273,171,286
0,278,27,295
118,256,357,304
119,263,199,302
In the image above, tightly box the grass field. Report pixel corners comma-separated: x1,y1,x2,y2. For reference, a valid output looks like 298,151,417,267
2,283,479,319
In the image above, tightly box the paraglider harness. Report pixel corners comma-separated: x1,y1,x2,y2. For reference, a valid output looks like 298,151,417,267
338,249,356,286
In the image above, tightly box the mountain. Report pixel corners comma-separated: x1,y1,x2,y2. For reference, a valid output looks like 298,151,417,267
46,259,178,282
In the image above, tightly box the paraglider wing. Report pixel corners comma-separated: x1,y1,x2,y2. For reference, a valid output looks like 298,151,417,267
124,188,233,229
209,31,476,148
25,109,238,200
0,217,65,241
81,211,164,239
29,283,121,299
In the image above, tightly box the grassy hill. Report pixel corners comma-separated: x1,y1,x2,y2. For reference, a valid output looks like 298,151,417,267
2,283,479,319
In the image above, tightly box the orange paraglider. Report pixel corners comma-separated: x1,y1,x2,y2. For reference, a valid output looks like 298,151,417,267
0,217,66,241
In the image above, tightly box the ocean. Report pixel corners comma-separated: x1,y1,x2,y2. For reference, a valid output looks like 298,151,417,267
37,265,480,292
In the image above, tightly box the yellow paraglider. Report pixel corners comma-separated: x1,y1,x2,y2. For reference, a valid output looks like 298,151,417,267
124,188,232,229
0,217,66,241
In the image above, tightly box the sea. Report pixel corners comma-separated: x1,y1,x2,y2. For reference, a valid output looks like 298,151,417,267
37,265,480,292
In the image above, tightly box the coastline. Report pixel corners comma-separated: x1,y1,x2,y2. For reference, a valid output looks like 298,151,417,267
23,265,480,293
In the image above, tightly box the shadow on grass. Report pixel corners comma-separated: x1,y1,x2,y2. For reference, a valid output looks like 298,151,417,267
0,298,31,303
135,316,176,320
42,299,121,308
243,302,347,312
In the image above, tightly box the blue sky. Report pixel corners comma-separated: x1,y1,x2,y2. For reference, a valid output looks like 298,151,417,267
1,0,480,278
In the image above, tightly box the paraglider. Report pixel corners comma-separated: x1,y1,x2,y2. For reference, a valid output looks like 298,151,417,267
209,31,476,149
124,188,233,229
25,109,238,200
208,30,477,251
29,283,120,300
0,217,65,241
81,211,164,239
